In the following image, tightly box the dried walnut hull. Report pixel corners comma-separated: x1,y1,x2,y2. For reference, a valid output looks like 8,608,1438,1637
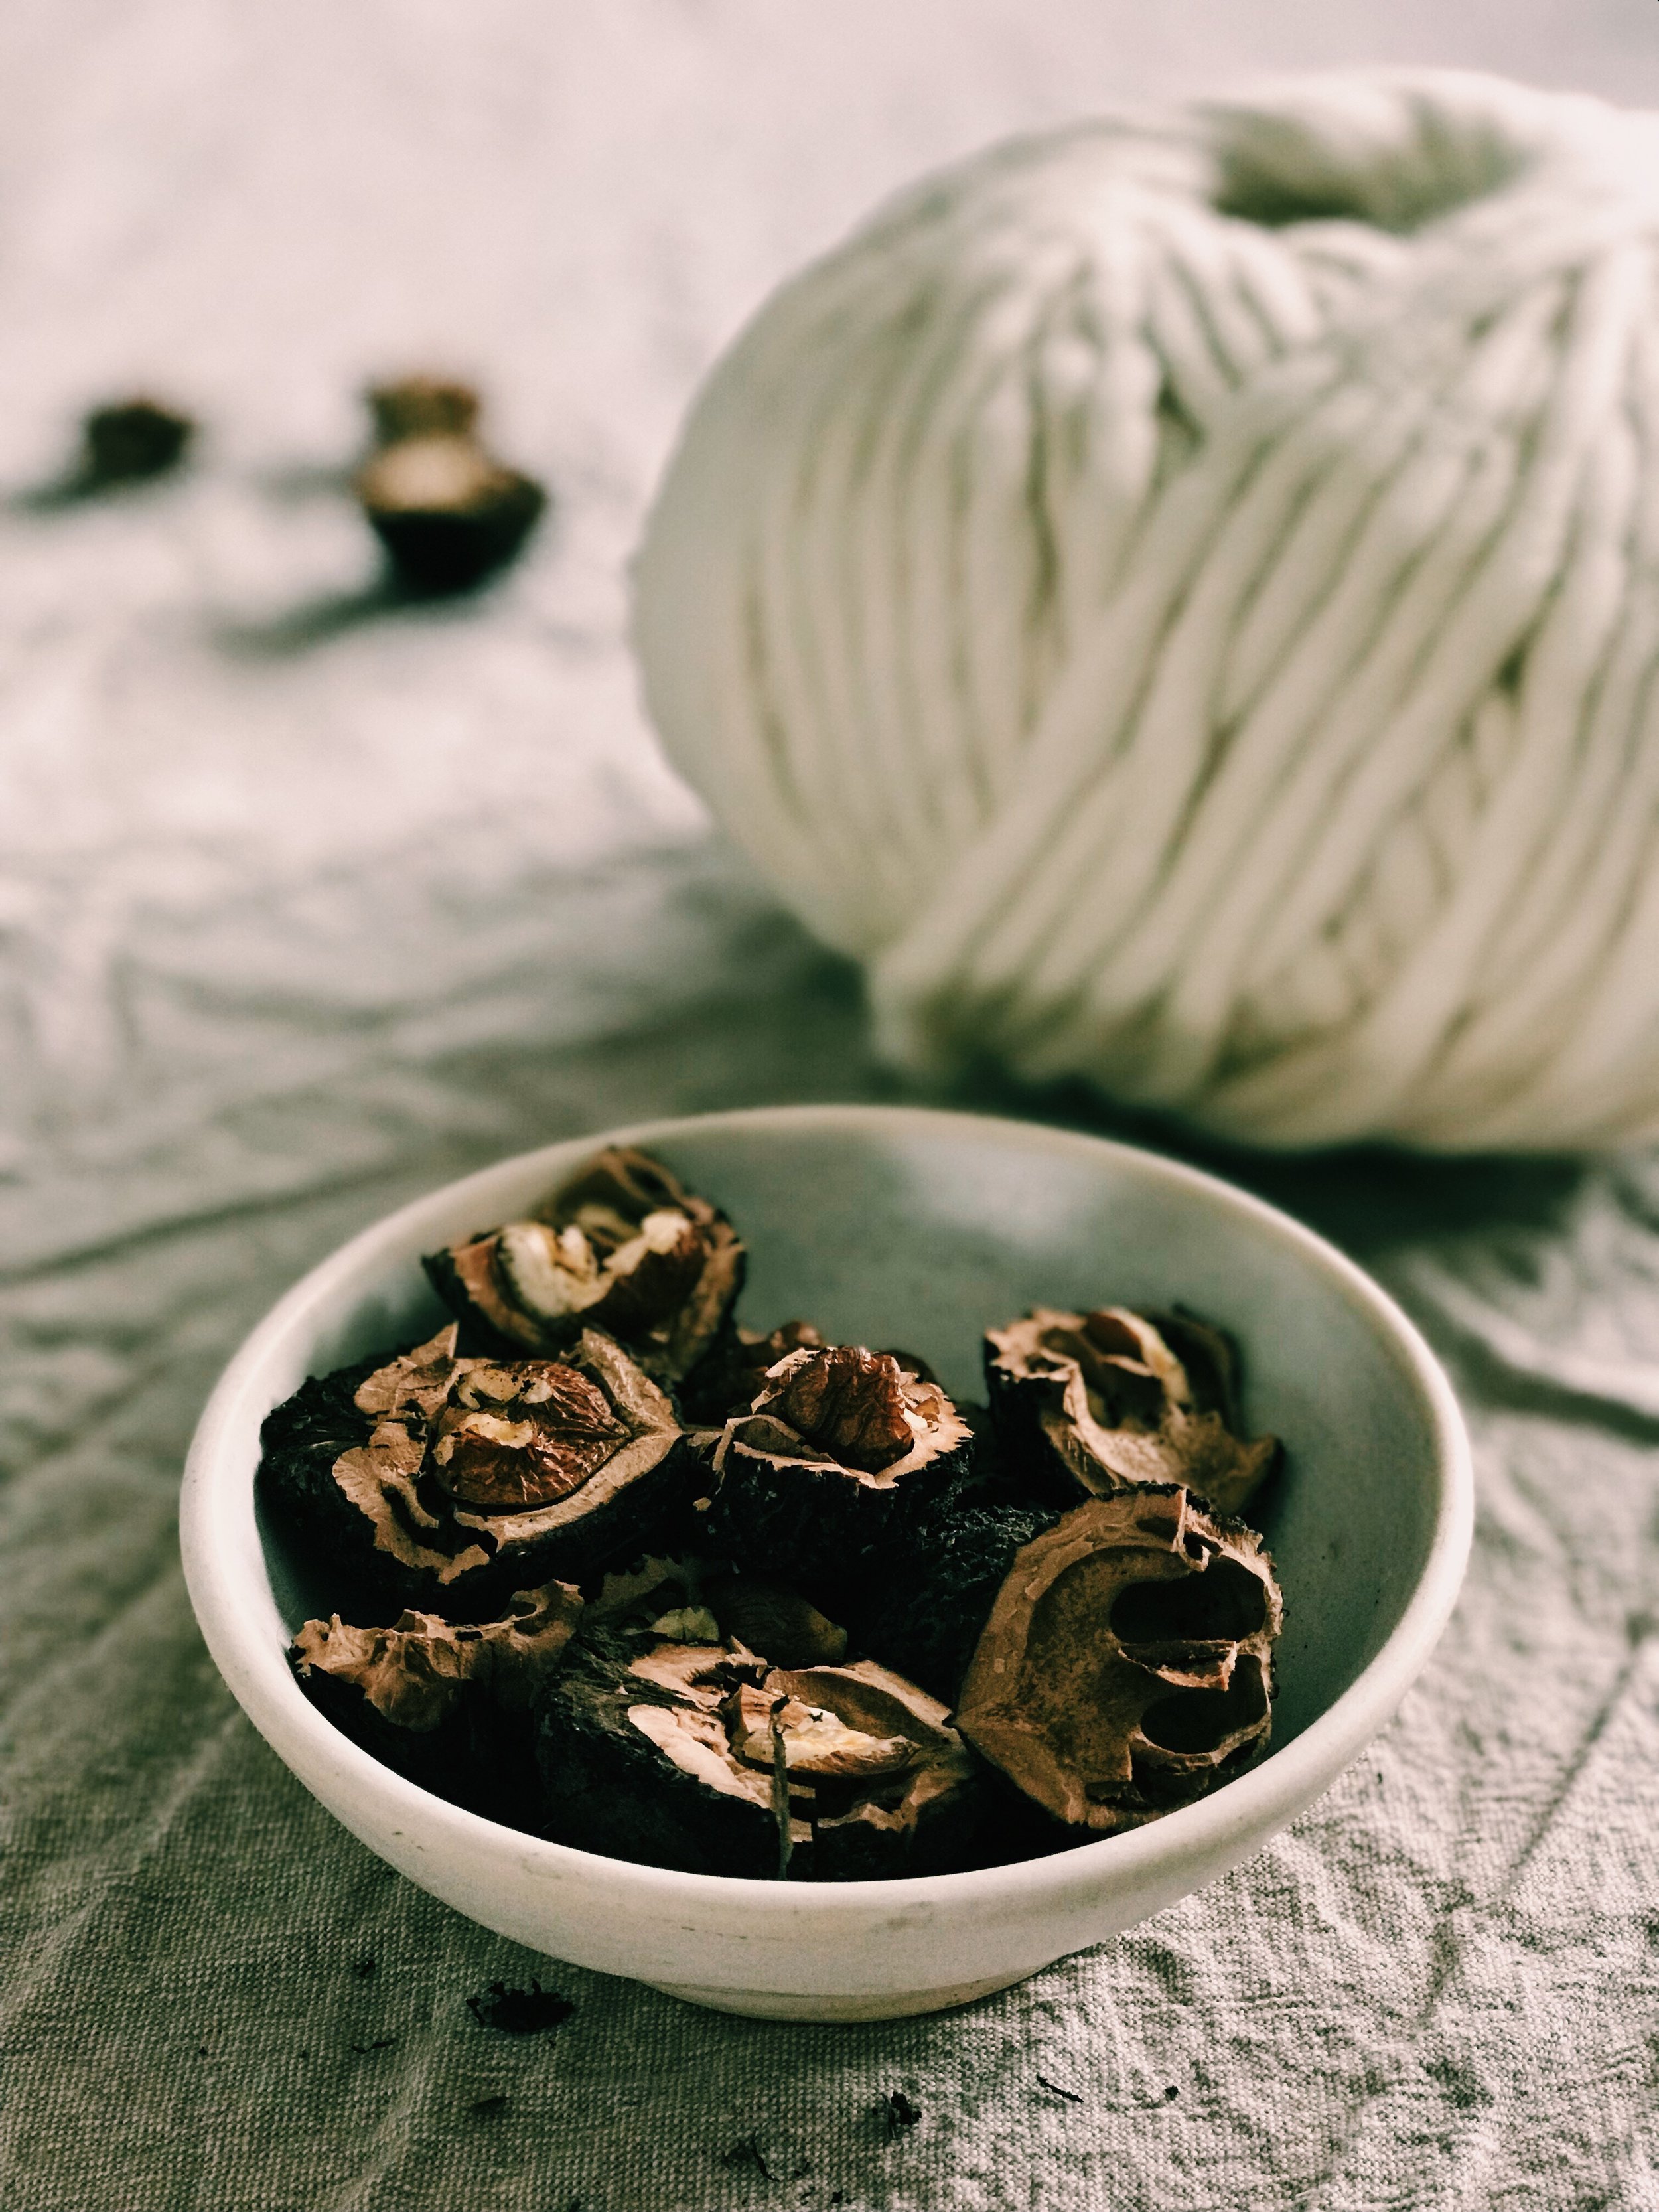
850,1502,1060,1706
295,1658,516,1814
535,1633,981,1880
774,1660,983,1880
536,1633,799,1879
703,1439,970,1613
80,398,194,485
362,460,546,597
984,1305,1277,1519
288,1582,581,1826
257,1327,692,1620
258,1353,404,1615
704,1346,975,1610
955,1487,1283,1834
424,1145,745,1388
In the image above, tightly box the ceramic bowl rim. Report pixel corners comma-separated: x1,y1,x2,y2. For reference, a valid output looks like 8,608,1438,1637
181,1101,1473,1922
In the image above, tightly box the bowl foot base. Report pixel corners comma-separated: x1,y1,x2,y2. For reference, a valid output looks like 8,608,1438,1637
646,1970,1030,2022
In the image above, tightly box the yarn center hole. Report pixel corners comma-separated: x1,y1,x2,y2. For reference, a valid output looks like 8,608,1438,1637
1211,110,1529,234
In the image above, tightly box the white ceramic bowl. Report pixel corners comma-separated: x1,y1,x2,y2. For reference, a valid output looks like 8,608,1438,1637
181,1105,1471,2022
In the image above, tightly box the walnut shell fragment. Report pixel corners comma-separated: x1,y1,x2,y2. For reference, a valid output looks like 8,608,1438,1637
705,1345,974,1601
985,1306,1277,1518
536,1631,803,1878
356,433,545,593
536,1633,980,1879
850,1501,1060,1704
679,1319,826,1424
425,1147,745,1388
289,1580,582,1820
757,1660,983,1881
257,1323,691,1617
78,396,195,487
955,1488,1283,1835
701,1572,848,1668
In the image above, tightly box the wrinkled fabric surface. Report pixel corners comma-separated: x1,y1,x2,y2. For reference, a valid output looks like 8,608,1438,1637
3,6,1658,2209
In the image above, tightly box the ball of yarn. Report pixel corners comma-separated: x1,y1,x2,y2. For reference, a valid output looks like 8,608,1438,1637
634,72,1659,1151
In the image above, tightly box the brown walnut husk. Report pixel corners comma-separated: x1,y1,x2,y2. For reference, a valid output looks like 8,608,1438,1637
536,1633,979,1879
679,1319,826,1424
425,1146,744,1388
701,1572,848,1668
536,1632,804,1878
366,375,482,444
356,433,545,593
954,1487,1282,1835
758,1660,982,1880
257,1323,690,1617
79,397,194,486
289,1580,582,1820
704,1345,974,1603
849,1500,1060,1704
984,1305,1277,1517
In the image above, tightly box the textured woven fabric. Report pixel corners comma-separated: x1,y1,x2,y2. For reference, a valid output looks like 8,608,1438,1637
3,6,1658,2209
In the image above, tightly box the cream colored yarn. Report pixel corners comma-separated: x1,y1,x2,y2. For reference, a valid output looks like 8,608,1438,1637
634,73,1659,1150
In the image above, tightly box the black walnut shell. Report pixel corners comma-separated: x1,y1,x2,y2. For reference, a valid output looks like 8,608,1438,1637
80,397,194,486
705,1345,974,1605
954,1487,1283,1834
289,1579,582,1820
425,1146,745,1388
258,1324,691,1617
985,1305,1277,1517
356,433,545,593
536,1635,980,1880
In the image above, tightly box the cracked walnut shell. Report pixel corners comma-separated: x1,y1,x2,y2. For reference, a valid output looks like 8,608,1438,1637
955,1487,1283,1834
289,1579,583,1820
705,1344,974,1601
426,1147,744,1386
985,1305,1277,1517
536,1633,980,1879
258,1323,689,1617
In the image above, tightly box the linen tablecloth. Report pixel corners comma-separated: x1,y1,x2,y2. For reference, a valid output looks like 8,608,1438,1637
3,6,1657,2206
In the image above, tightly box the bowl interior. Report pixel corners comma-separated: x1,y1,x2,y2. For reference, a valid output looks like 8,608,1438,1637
257,1112,1447,1757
